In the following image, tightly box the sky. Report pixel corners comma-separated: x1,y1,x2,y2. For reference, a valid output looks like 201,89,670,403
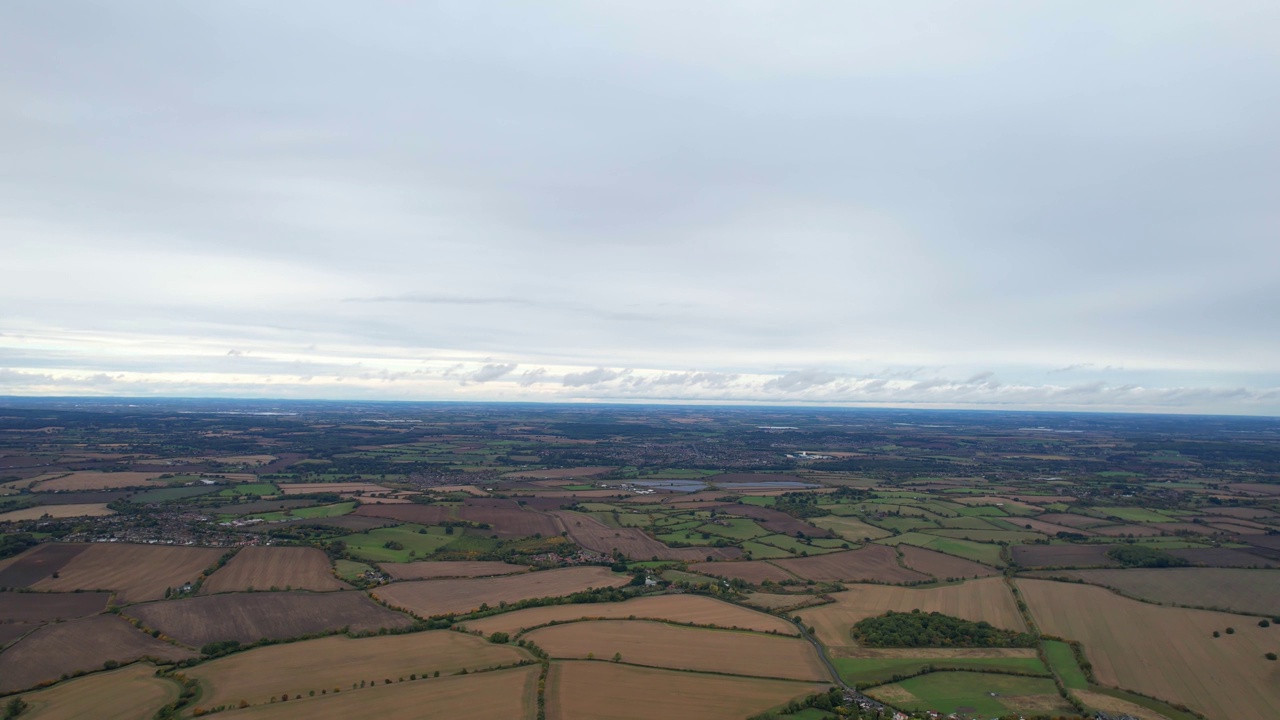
1,2,1277,414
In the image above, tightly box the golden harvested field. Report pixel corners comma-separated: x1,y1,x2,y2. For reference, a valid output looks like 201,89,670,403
526,620,826,680
464,594,797,638
0,615,195,692
1075,690,1173,720
202,546,348,593
375,566,629,618
1025,568,1280,616
1018,579,1280,720
216,664,539,720
739,591,829,612
380,560,530,580
686,559,798,584
188,630,531,709
546,661,827,720
802,577,1026,651
32,471,165,491
811,515,893,541
16,662,179,720
0,503,115,521
898,545,999,579
31,543,224,602
772,545,929,583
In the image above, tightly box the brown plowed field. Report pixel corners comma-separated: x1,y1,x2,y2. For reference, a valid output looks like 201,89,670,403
772,545,928,583
202,547,348,593
355,503,563,538
1018,579,1280,720
0,544,91,588
803,577,1026,651
216,664,539,720
465,594,797,637
545,661,826,720
374,566,628,618
1167,547,1280,568
550,511,741,561
527,620,825,680
1024,568,1280,616
188,631,531,709
0,591,109,622
716,505,834,538
32,472,165,491
0,622,36,648
30,543,224,602
1015,518,1096,536
0,614,195,692
898,545,999,579
685,560,799,584
380,560,530,580
126,591,413,646
15,662,179,720
1010,543,1115,569
0,503,115,521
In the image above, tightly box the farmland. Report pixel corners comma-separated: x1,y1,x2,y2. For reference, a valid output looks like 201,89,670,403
867,671,1071,716
187,631,532,709
202,546,349,593
13,662,179,720
374,566,630,618
0,503,115,521
380,560,531,580
29,543,224,601
0,590,109,622
1018,579,1280,720
545,661,828,720
464,593,797,637
336,524,473,563
771,545,929,583
216,665,540,720
551,511,741,561
0,614,195,692
525,620,826,680
834,648,1045,686
802,578,1027,651
125,591,413,646
31,472,167,491
1028,568,1280,616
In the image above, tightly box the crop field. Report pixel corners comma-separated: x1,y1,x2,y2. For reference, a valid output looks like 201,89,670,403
217,664,540,720
867,671,1070,716
550,511,740,561
0,590,109,622
526,620,826,680
1010,543,1115,568
771,545,928,583
716,505,834,538
1043,639,1088,689
202,546,348,593
1026,568,1280,616
380,560,531,580
187,630,532,709
0,614,195,692
13,662,179,720
30,543,224,602
0,543,90,588
1168,547,1280,568
897,545,1000,578
880,532,1004,567
1095,507,1172,523
277,482,394,495
505,467,615,478
545,661,828,720
374,566,629,618
355,502,564,538
802,577,1026,651
246,502,355,521
685,559,798,584
1017,579,1280,720
1015,517,1097,536
834,648,1045,686
0,503,115,521
339,524,467,562
31,471,167,491
464,593,797,637
126,591,413,646
810,515,892,541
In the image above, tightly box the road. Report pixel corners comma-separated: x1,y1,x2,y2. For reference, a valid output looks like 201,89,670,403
789,616,888,714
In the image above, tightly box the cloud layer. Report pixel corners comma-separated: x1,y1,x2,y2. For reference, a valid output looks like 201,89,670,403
0,2,1277,414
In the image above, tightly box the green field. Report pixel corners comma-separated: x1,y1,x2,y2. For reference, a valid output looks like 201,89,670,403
877,532,1004,566
248,501,356,521
1094,507,1171,523
217,483,278,497
338,524,464,562
926,529,1044,543
868,516,939,533
1043,640,1087,690
739,496,777,507
753,534,838,555
129,485,221,503
869,671,1062,716
836,655,1048,686
333,559,374,582
699,518,770,540
741,541,794,559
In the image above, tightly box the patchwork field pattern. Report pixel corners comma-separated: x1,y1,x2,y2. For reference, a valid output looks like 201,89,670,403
374,566,630,618
772,545,928,583
1018,579,1280,720
465,594,797,637
1024,568,1280,616
549,511,741,561
380,560,531,580
14,663,179,720
897,545,999,579
545,661,828,720
30,543,224,602
126,591,413,646
187,631,532,709
202,547,348,593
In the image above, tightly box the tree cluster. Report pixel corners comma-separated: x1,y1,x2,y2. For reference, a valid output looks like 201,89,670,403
851,610,1036,648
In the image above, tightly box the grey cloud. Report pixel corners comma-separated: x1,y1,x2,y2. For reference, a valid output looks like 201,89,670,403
563,367,627,387
517,368,548,386
466,363,517,383
763,370,841,393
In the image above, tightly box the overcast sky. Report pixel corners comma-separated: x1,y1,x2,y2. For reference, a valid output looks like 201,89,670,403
1,2,1277,414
